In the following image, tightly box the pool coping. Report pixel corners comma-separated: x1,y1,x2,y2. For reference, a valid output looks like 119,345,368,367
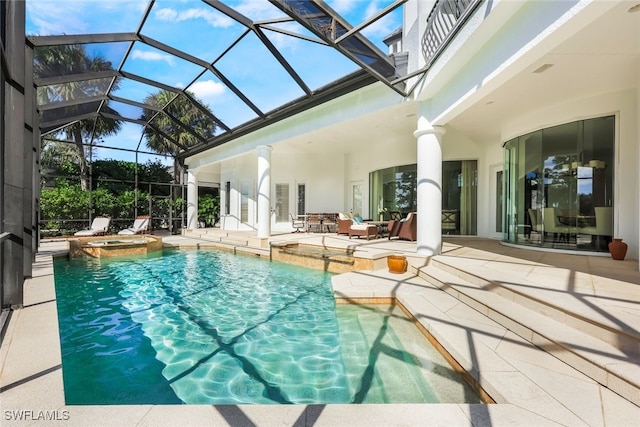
1,242,638,426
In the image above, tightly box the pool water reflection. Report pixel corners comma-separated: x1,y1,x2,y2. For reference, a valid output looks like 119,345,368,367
53,250,482,405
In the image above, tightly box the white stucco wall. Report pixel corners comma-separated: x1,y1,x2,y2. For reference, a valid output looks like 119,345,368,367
185,0,638,262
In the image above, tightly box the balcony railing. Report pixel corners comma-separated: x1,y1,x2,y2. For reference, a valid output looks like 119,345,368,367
422,0,480,65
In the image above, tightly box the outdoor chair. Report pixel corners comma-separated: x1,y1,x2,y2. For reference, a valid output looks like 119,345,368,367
306,213,323,232
290,213,305,233
322,213,337,233
388,212,416,241
336,212,353,235
74,216,111,236
441,209,458,234
118,215,150,235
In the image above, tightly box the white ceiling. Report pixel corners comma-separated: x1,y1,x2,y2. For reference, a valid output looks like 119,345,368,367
444,1,640,143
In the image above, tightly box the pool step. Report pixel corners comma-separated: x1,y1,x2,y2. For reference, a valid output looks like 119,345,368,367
414,262,640,407
184,229,250,246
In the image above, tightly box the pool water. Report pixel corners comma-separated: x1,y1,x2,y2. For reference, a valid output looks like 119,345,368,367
53,250,482,405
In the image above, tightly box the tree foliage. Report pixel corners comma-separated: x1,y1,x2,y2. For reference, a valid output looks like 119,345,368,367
198,194,219,227
34,44,123,190
140,89,217,156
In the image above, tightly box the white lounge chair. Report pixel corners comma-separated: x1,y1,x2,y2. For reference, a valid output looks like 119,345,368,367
74,217,111,236
118,216,150,235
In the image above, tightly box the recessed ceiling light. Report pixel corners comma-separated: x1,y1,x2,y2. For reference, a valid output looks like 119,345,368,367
486,101,494,105
533,64,554,73
628,3,640,13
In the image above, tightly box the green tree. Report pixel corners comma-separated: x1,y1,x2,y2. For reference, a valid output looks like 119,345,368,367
140,90,217,231
139,89,217,158
34,44,123,190
40,179,90,221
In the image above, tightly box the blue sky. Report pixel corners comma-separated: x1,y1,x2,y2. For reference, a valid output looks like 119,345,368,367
27,0,402,165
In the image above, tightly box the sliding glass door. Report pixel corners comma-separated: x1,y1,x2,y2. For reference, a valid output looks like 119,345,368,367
503,116,614,252
369,161,477,235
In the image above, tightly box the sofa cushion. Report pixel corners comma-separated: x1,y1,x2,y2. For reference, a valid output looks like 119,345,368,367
350,223,376,231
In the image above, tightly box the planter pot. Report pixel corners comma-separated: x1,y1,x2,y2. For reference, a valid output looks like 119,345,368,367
608,238,628,261
387,254,407,274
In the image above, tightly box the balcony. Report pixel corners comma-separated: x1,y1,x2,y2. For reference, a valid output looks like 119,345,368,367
422,0,480,65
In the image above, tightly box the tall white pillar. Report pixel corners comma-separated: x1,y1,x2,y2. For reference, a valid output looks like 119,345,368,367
414,116,446,256
257,145,272,238
186,170,198,230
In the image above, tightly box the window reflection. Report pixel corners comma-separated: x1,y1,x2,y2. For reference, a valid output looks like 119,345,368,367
370,161,477,235
504,116,614,252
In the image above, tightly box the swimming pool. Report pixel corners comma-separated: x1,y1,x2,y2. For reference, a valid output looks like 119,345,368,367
53,250,482,405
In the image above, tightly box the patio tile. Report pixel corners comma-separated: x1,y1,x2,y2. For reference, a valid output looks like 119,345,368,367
1,303,62,387
309,403,471,427
480,371,587,426
461,403,565,426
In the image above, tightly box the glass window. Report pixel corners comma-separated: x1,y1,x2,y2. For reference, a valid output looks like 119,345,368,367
503,116,614,252
275,183,289,223
240,182,249,223
496,171,503,233
297,184,306,216
370,161,477,235
224,181,231,215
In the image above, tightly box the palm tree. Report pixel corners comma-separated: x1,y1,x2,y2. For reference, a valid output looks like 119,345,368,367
34,44,123,190
140,90,217,232
140,89,217,158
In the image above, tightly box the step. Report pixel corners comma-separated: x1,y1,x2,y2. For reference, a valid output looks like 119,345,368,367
219,236,248,246
428,257,640,358
415,264,640,407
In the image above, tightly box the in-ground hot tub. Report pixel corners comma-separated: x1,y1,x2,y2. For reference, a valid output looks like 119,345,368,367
68,235,163,258
270,241,388,273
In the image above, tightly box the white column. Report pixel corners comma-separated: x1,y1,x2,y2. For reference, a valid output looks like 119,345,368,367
257,145,272,238
186,170,198,230
414,116,446,256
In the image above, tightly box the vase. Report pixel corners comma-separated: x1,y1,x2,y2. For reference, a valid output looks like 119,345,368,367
387,254,407,274
608,238,627,261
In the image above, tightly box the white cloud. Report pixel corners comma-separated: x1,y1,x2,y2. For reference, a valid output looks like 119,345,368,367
328,0,359,15
154,7,234,28
130,50,175,65
27,1,88,35
235,0,282,20
188,80,226,105
26,0,149,35
360,1,400,40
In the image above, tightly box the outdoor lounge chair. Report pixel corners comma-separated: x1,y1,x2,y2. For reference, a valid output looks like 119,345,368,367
336,213,352,235
388,212,416,241
74,216,111,236
118,215,150,235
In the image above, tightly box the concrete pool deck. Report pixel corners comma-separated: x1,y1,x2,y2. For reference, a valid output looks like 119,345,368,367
1,232,639,426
